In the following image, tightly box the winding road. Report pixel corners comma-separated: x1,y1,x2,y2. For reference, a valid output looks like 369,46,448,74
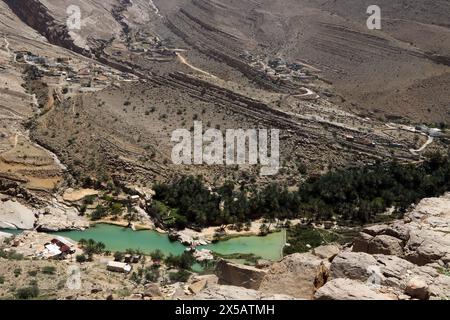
176,52,218,79
149,0,163,19
4,36,10,54
410,136,434,154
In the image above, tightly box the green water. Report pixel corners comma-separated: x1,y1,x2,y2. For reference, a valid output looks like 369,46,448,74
0,229,23,236
202,232,285,261
50,224,285,261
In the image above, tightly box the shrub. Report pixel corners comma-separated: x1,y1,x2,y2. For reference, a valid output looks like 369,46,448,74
13,268,21,277
76,254,87,263
28,270,38,277
168,270,191,283
42,266,56,275
113,251,124,262
15,285,39,300
150,249,164,261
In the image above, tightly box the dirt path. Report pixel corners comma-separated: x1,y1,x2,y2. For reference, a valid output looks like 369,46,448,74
149,0,163,19
176,53,218,79
3,36,10,54
411,136,434,154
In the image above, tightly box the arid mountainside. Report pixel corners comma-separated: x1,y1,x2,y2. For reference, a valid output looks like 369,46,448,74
2,0,448,191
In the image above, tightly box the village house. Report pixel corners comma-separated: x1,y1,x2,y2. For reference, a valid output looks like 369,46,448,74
39,237,76,260
107,261,132,273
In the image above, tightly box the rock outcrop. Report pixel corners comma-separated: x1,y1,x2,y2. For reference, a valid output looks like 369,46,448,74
36,200,89,231
314,278,393,300
0,200,36,229
193,285,297,300
259,252,329,299
215,260,267,290
353,193,450,266
208,194,450,300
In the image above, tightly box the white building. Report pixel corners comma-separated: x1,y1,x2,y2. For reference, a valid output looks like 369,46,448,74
107,261,132,273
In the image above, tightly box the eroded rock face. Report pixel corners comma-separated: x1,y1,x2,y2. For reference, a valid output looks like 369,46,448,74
259,252,329,299
314,278,393,300
215,260,267,290
193,285,297,300
0,200,36,229
36,200,89,231
312,244,341,261
330,251,448,300
353,193,450,267
367,235,404,256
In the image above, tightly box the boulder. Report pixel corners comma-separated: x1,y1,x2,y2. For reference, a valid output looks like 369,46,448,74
259,252,329,299
367,235,404,256
193,285,297,300
352,232,373,252
330,252,378,281
312,244,341,261
188,279,207,294
215,260,267,290
314,278,392,300
404,229,450,266
143,283,162,298
405,276,429,300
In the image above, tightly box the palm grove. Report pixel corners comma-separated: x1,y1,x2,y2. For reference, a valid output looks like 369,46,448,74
151,152,450,229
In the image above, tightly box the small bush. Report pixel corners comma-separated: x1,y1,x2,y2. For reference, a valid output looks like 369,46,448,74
28,270,38,277
15,285,39,300
76,254,87,263
13,268,21,277
42,266,56,275
168,270,191,283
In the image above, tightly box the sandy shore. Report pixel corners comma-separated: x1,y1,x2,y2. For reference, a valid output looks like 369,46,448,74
179,219,302,242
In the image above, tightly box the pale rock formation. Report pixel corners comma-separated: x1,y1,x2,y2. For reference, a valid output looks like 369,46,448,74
36,199,89,231
312,244,341,261
314,278,393,300
0,199,36,229
215,259,267,290
194,285,297,300
259,252,329,299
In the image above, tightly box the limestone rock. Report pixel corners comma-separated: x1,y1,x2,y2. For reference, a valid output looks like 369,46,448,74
0,200,36,229
352,232,373,252
331,252,378,281
36,201,89,231
215,259,267,290
367,235,404,256
259,252,329,299
188,279,207,294
312,244,341,261
193,285,297,300
405,276,429,300
143,283,162,298
314,278,392,300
